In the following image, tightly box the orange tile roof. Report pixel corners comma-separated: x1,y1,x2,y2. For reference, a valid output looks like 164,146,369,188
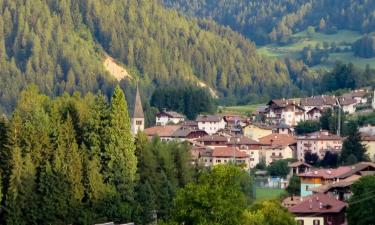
212,147,248,158
259,134,297,146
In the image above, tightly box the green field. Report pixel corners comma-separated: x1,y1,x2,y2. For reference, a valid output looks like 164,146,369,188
220,104,261,115
257,29,375,69
255,188,285,201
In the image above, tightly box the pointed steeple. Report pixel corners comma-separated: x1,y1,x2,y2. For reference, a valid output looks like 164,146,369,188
133,84,144,119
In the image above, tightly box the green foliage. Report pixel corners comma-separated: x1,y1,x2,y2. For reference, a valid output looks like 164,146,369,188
295,120,321,135
170,164,253,225
267,159,290,178
0,86,199,224
0,0,304,114
286,175,301,196
245,200,296,225
105,86,137,197
151,86,216,119
347,176,375,225
353,34,375,58
340,121,369,164
162,0,375,45
320,151,339,168
320,63,375,93
304,151,319,166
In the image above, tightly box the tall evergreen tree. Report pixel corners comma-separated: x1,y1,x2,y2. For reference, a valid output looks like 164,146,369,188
104,85,137,203
340,121,368,164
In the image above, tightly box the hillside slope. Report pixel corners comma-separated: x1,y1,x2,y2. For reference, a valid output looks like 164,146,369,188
161,0,375,45
0,0,303,114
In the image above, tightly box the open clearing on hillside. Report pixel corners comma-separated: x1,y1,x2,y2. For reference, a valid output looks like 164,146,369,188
220,104,261,115
255,188,285,201
257,29,375,69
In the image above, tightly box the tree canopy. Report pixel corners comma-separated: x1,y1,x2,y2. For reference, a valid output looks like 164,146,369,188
347,175,375,225
0,86,197,225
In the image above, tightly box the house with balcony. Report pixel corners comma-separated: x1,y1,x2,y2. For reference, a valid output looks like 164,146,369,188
297,131,343,161
299,162,375,197
289,193,347,225
199,147,251,170
266,99,305,126
196,115,226,134
300,95,337,112
259,133,297,165
156,110,185,126
338,97,357,114
298,166,352,197
306,107,323,120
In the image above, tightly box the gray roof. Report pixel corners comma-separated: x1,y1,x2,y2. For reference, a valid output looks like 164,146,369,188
133,85,144,118
196,115,223,122
171,127,207,137
157,111,184,118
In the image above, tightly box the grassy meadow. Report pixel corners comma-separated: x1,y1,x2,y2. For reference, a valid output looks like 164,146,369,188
257,29,375,69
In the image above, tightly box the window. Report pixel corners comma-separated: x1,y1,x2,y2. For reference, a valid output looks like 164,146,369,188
217,160,221,163
297,220,304,225
306,185,309,191
136,120,142,125
313,220,320,225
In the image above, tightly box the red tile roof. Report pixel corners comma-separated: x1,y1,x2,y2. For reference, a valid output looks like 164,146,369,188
228,136,261,145
259,134,297,146
289,193,347,214
298,166,352,179
362,135,375,141
212,147,248,158
144,125,181,137
196,135,228,143
297,131,342,141
339,97,356,106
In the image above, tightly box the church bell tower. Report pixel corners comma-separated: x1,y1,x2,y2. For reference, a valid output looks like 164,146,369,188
131,85,145,135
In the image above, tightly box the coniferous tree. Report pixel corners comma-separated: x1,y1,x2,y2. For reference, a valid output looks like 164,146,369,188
101,86,137,222
340,122,368,164
133,180,157,225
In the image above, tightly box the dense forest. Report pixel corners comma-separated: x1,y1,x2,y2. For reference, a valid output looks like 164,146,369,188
161,0,375,45
0,0,310,115
0,86,198,224
353,33,375,58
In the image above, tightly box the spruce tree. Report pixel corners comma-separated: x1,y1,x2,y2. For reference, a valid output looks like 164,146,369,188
340,121,368,164
54,115,84,209
104,86,137,198
5,152,37,224
133,180,157,225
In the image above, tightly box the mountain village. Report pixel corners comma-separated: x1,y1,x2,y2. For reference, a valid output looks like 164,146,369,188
130,87,375,225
